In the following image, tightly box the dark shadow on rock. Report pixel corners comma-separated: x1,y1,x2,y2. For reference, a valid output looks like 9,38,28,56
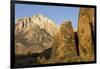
74,32,79,56
15,48,52,68
38,48,52,59
94,22,96,47
15,54,38,68
89,23,94,46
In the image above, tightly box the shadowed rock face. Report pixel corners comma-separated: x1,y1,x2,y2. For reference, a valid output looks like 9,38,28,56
78,8,95,61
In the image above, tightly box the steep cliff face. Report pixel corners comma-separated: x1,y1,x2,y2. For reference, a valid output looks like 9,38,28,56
15,14,58,56
78,8,95,61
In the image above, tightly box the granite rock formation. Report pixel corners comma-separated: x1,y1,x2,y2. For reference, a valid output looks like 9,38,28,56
78,8,95,61
49,21,79,63
15,14,58,56
15,14,59,67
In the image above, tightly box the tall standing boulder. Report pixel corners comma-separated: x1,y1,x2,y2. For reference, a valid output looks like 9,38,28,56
78,8,95,61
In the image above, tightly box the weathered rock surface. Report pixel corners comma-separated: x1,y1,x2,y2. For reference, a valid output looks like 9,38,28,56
31,14,59,36
49,21,79,63
78,8,95,61
16,14,58,36
15,14,58,55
